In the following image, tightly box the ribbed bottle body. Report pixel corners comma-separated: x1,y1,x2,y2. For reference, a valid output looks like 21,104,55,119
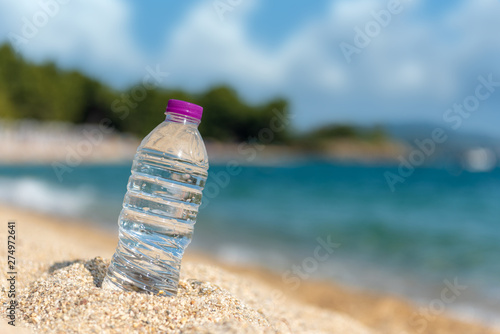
104,119,208,295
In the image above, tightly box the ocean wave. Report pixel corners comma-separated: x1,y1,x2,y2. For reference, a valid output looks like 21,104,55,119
0,177,96,217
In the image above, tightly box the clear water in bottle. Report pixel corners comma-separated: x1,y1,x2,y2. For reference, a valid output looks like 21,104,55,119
103,100,209,296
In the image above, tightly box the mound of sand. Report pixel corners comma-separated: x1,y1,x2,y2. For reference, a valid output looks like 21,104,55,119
0,207,372,333
1,206,498,334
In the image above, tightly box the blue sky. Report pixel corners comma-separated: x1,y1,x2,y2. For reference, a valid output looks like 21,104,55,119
1,0,499,136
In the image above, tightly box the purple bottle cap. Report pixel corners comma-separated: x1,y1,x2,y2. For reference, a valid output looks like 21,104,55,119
165,99,203,121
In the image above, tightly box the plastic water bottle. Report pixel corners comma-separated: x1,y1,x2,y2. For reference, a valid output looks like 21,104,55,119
103,99,208,296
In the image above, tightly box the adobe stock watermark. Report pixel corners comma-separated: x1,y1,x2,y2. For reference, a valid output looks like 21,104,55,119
200,107,294,209
212,0,243,22
8,0,72,53
51,121,114,182
408,277,467,333
111,65,169,121
51,64,169,182
340,0,411,64
384,73,500,192
281,235,341,290
267,235,340,314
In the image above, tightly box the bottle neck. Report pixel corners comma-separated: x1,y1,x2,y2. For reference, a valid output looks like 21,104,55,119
165,112,200,127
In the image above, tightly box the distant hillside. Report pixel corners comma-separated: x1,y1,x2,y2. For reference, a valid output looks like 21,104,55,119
386,122,500,149
0,42,401,163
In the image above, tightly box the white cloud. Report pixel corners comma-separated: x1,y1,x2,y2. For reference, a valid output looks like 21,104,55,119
329,0,381,24
160,1,351,103
0,0,144,87
160,1,284,99
159,0,500,133
0,0,499,135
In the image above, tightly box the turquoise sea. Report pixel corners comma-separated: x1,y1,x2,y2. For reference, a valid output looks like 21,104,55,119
0,162,499,325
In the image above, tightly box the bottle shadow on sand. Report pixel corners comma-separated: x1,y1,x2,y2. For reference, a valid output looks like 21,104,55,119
48,257,108,288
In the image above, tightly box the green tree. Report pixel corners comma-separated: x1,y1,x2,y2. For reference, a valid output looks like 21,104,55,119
0,42,293,143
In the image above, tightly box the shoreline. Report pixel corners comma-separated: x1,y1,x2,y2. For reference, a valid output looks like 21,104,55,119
0,118,408,166
0,205,372,334
194,254,500,334
0,205,498,333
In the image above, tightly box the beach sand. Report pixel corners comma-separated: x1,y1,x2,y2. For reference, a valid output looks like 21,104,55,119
0,206,497,334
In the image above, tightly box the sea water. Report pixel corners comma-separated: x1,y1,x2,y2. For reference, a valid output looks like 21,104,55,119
0,163,499,325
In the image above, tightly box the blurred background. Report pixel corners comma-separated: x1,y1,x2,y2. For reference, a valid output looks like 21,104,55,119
0,0,499,329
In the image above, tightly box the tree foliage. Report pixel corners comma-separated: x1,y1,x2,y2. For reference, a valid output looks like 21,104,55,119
298,124,388,150
0,43,290,143
0,43,387,145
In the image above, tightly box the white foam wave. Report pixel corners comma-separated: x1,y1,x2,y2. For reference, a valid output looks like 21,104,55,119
0,177,96,217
